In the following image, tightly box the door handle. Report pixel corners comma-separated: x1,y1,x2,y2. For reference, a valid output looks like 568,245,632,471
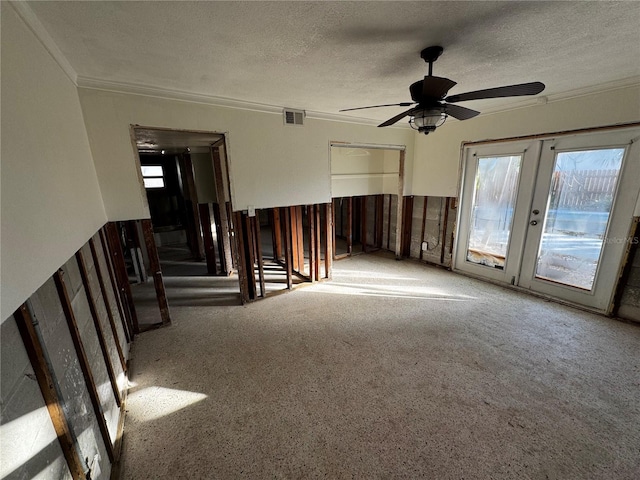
530,220,538,226
532,209,540,215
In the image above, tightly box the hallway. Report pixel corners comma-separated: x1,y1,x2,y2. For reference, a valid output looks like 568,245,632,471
118,254,640,479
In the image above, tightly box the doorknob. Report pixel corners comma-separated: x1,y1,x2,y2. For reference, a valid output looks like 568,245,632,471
530,220,538,226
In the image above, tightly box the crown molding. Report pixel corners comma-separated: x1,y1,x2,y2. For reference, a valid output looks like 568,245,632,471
76,75,395,127
478,76,640,117
9,0,78,85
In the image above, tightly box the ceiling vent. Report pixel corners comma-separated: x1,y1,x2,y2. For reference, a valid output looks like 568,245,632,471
284,109,305,126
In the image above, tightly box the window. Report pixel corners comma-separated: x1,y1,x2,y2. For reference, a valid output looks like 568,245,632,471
141,165,165,189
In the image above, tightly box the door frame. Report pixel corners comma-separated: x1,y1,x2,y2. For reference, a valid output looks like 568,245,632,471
453,123,640,313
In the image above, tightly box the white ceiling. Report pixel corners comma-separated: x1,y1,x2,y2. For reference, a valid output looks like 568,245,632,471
25,1,640,123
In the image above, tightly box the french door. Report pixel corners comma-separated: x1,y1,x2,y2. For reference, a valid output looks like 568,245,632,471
455,127,640,312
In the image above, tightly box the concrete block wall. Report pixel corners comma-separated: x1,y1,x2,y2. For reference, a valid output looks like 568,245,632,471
1,230,130,480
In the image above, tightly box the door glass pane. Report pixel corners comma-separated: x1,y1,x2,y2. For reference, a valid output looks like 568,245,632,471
467,155,522,269
535,148,624,290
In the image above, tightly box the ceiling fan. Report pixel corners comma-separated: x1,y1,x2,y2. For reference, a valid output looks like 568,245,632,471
340,46,545,134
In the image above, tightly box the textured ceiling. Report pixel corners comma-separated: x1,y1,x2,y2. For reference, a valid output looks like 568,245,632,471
26,1,640,122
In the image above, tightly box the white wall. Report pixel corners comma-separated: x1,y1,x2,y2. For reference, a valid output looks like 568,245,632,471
330,147,402,198
411,85,640,197
77,88,416,220
191,152,217,203
1,4,107,322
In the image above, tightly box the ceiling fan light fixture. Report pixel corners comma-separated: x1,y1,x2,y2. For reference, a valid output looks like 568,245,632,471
409,107,447,134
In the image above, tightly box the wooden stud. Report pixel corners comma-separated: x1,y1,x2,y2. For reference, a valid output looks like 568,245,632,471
309,205,316,281
362,196,368,253
211,203,226,274
76,250,122,407
324,202,333,279
226,202,238,270
141,219,171,325
395,150,406,259
180,153,204,261
105,223,139,336
386,194,392,251
283,207,294,289
99,229,131,343
272,208,283,260
419,196,428,261
315,204,322,281
243,213,258,300
441,197,450,265
347,197,353,255
401,196,414,258
211,146,233,275
253,214,266,297
233,212,250,302
375,194,384,248
54,270,115,462
89,238,127,372
290,206,300,271
199,203,218,275
14,303,88,479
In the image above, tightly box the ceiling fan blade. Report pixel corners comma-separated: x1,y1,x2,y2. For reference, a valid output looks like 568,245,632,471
444,103,480,121
444,81,546,103
340,102,415,112
378,107,416,127
422,76,457,99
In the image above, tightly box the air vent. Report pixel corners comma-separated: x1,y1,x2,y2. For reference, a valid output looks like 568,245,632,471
284,109,305,126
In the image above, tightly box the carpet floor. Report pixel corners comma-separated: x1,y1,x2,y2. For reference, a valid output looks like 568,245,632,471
120,254,640,479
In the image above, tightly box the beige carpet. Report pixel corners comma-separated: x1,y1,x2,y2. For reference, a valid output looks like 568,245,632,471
120,254,640,479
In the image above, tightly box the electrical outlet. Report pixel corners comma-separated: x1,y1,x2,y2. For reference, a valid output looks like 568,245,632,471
247,205,255,217
421,241,428,251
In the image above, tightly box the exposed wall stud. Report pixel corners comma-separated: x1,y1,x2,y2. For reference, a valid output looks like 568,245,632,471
105,223,139,336
76,250,122,407
324,202,333,279
284,207,294,289
309,205,316,281
253,215,266,297
89,237,127,371
386,194,392,251
141,219,171,325
199,203,218,275
211,146,233,275
395,150,406,259
99,229,131,343
179,153,204,260
14,303,89,479
54,270,115,462
441,197,451,265
419,196,428,261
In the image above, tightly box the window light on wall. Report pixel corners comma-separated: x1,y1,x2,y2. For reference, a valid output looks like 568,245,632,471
141,165,165,189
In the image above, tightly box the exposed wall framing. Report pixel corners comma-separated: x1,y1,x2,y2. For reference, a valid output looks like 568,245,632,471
5,228,132,479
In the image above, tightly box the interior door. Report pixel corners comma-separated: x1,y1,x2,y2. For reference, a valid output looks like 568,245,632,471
455,127,640,312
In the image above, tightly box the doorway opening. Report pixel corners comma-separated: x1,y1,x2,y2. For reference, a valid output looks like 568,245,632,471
330,144,405,260
130,127,240,329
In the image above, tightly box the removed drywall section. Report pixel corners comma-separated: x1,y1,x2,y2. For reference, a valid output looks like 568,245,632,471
1,3,107,321
77,87,415,221
411,84,640,197
1,230,130,480
0,316,73,480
